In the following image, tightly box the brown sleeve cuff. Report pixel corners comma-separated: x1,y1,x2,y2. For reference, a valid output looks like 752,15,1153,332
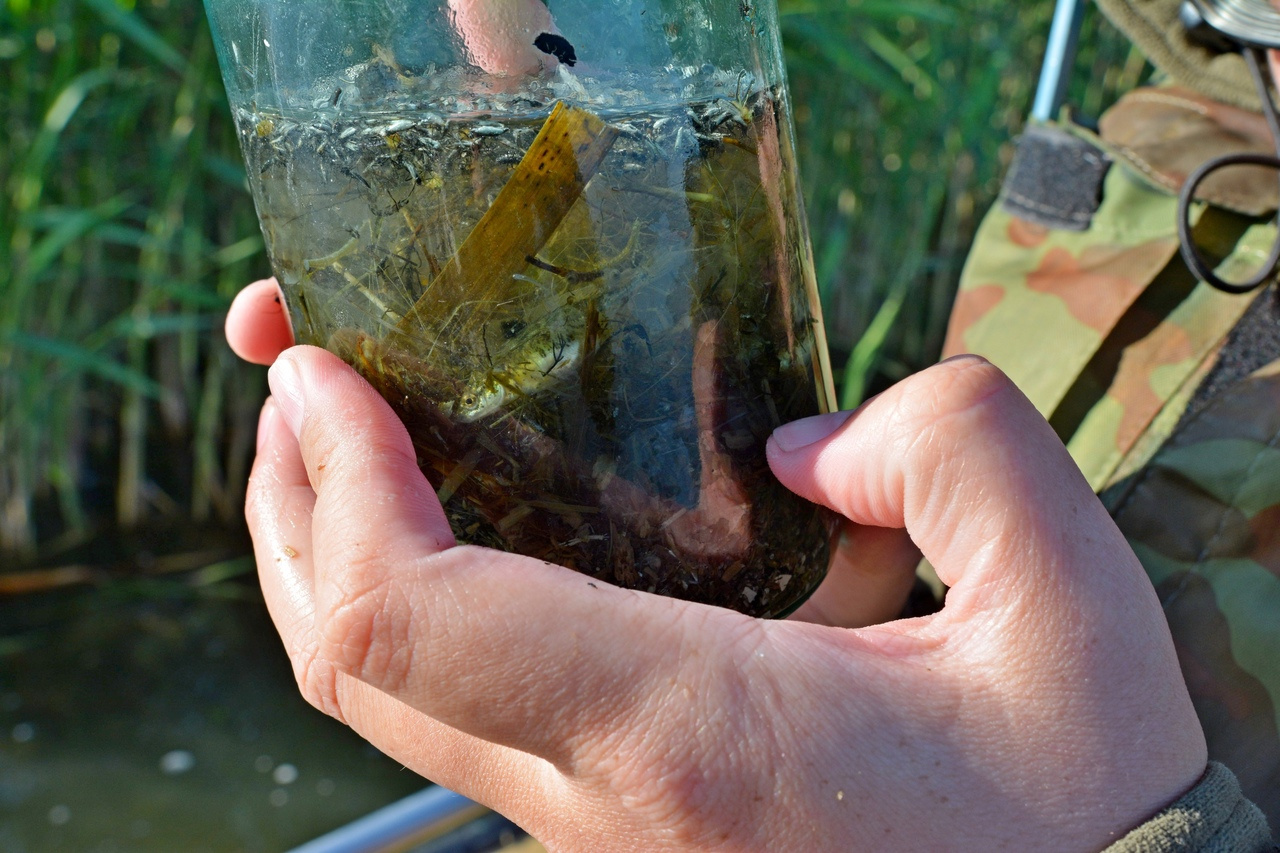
1102,762,1275,852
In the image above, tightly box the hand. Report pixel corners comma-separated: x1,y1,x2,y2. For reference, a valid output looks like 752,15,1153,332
228,278,1206,851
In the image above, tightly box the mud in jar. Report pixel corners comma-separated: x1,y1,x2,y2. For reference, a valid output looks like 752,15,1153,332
206,0,839,617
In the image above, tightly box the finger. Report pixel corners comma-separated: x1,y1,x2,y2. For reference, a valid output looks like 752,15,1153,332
248,397,557,820
767,356,1158,626
268,346,456,556
266,345,711,766
225,278,294,365
788,523,921,628
247,397,320,663
448,0,556,75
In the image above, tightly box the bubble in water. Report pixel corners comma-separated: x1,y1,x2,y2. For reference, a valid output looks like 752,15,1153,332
269,788,289,807
160,749,196,775
11,722,35,743
48,805,71,826
254,754,274,773
272,763,299,785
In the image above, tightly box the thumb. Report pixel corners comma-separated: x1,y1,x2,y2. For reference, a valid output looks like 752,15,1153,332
767,356,1134,607
765,356,1195,701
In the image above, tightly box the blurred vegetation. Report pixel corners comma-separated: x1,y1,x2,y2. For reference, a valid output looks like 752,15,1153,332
0,0,1148,567
2,0,264,568
781,0,1149,402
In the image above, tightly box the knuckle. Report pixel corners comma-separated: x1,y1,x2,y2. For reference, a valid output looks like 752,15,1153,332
300,412,414,495
614,762,719,843
244,471,269,528
578,706,754,845
297,417,343,485
891,356,1018,454
569,625,771,844
291,647,349,724
316,558,415,693
915,356,1012,422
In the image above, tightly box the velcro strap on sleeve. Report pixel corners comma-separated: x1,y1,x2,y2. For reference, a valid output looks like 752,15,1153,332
1001,123,1112,231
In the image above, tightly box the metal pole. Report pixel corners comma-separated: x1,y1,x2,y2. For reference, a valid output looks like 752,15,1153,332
288,786,489,853
1031,0,1087,122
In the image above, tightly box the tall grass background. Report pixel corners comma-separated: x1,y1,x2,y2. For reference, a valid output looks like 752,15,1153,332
0,0,1147,569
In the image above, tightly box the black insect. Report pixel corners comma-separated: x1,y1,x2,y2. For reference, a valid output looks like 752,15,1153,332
533,32,577,67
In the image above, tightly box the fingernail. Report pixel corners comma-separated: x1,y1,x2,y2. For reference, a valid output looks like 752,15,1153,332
268,357,305,437
939,352,990,367
771,409,854,453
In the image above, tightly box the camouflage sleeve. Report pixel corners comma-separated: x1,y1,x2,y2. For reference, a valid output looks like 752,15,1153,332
1103,762,1275,852
948,84,1280,822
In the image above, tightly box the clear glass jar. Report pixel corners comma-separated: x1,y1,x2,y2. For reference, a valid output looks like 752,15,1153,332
205,0,838,617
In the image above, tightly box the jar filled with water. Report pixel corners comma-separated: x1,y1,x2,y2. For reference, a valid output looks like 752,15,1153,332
205,0,838,617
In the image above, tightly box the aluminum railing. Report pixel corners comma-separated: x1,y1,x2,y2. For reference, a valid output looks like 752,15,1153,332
287,786,513,853
1032,0,1087,122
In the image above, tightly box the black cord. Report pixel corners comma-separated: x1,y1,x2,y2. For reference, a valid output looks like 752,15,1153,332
1177,48,1280,293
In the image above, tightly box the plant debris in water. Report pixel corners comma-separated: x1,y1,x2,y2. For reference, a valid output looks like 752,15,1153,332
238,78,835,617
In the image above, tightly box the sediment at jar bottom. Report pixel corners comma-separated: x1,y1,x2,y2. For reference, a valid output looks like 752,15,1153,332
331,329,833,618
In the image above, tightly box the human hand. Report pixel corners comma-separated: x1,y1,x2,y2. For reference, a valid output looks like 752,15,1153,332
228,278,1206,851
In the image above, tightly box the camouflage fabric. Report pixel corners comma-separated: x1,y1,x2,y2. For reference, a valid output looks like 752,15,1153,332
947,85,1280,821
1109,362,1280,813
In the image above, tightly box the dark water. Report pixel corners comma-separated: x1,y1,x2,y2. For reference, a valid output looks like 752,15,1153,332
0,576,427,852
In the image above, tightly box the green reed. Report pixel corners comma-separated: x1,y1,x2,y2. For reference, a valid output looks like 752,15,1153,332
780,0,1150,404
1,0,262,561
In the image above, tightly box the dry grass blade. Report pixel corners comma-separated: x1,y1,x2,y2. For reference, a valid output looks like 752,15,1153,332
395,102,620,340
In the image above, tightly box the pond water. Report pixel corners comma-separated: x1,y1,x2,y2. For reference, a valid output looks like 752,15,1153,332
0,574,429,852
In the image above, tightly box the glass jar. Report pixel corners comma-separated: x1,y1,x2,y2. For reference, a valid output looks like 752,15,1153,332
205,0,838,617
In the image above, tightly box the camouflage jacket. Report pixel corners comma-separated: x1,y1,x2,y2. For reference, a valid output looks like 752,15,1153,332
945,18,1280,826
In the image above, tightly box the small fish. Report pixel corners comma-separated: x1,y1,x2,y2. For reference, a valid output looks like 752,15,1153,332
455,382,506,422
533,32,577,67
381,118,415,134
452,336,582,422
